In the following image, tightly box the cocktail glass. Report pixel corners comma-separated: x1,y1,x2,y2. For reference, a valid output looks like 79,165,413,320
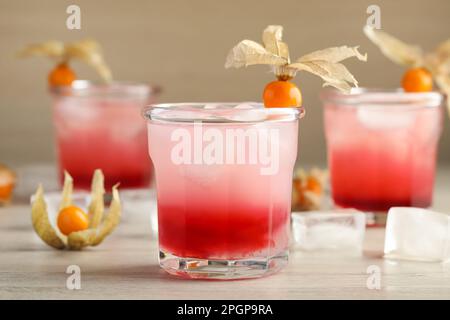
321,89,443,226
52,81,159,190
144,103,303,279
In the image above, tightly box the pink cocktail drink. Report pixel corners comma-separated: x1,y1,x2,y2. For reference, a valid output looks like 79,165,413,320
145,103,302,279
52,81,159,189
322,89,443,223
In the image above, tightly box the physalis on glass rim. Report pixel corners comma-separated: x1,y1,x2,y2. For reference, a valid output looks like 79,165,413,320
364,26,450,113
225,25,367,108
17,39,112,87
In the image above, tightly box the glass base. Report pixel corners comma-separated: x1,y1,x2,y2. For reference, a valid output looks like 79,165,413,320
365,211,387,227
332,202,387,227
159,250,288,280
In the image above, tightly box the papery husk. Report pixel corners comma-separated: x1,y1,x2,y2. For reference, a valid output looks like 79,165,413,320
363,26,423,67
225,25,366,93
59,171,73,210
290,60,356,93
225,40,287,68
292,189,321,211
31,170,121,250
31,185,66,249
291,168,328,212
67,185,121,249
290,46,367,93
18,39,112,82
435,39,450,57
64,40,112,82
17,41,65,60
364,26,450,114
262,25,290,61
427,40,450,74
296,46,367,63
435,75,450,113
66,229,97,250
428,48,450,112
90,186,121,246
428,40,450,112
87,169,105,228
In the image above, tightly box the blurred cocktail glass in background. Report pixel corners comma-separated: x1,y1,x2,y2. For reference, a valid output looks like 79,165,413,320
322,89,443,225
52,81,160,190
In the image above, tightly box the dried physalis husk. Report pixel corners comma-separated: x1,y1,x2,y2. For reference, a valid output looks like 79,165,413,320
0,164,16,205
226,25,367,93
17,39,112,83
17,41,65,60
59,171,73,210
31,185,66,249
363,26,423,67
364,26,450,113
291,168,328,211
31,170,121,250
290,46,367,93
64,40,112,82
87,169,105,228
67,186,121,250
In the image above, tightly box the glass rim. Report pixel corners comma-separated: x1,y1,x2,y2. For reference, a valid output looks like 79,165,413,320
50,80,161,98
142,102,305,124
320,87,443,108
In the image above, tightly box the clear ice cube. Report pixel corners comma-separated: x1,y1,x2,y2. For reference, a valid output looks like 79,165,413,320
222,109,268,122
384,207,450,262
291,210,366,254
120,189,158,237
233,103,257,109
203,103,220,109
357,107,416,130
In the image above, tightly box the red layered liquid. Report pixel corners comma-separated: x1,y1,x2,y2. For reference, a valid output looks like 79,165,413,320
329,148,436,211
56,130,152,190
148,116,298,261
158,202,290,260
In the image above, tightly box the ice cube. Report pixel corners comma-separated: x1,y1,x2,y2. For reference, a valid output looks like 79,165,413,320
204,103,220,109
291,210,366,254
57,98,102,122
121,189,158,238
233,103,257,109
384,207,450,262
158,109,212,121
178,165,223,188
357,106,416,130
223,109,267,122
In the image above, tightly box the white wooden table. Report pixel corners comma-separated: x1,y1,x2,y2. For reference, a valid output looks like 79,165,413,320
0,165,449,299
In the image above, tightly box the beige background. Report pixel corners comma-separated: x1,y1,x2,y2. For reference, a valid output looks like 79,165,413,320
0,0,449,167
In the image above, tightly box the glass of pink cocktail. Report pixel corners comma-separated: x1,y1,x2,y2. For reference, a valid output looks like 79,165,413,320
144,103,302,279
322,89,443,226
52,81,159,190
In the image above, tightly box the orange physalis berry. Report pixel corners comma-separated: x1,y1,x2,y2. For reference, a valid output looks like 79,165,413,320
401,67,433,93
0,184,15,203
57,205,89,236
0,164,15,205
263,80,302,108
48,63,76,87
306,177,322,195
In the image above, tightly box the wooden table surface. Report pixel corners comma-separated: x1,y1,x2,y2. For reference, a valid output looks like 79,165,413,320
0,165,449,300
